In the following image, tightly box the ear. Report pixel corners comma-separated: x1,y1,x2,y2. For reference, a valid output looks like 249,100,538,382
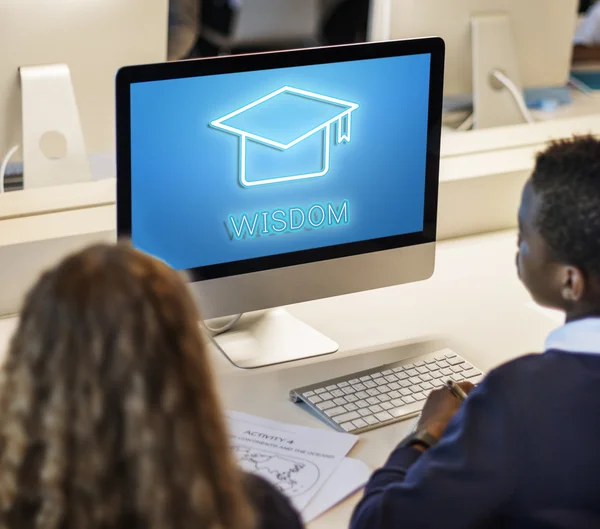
561,266,586,303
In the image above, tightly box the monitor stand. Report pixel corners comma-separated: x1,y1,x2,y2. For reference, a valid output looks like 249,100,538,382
209,308,339,369
471,13,530,129
20,63,93,189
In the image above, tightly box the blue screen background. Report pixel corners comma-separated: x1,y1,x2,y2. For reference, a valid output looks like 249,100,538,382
130,54,431,270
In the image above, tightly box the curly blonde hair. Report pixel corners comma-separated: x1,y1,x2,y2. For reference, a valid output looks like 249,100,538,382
0,243,255,529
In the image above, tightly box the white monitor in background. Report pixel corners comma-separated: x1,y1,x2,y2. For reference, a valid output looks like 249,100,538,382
0,0,168,191
116,39,444,369
368,0,579,129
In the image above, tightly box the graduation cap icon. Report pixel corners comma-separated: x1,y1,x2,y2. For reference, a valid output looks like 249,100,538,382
210,86,359,188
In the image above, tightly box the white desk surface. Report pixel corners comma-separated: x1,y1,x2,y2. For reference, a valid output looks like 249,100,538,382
0,229,560,528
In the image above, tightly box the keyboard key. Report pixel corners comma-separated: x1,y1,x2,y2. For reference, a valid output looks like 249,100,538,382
392,366,404,373
389,390,401,399
308,395,323,404
416,366,429,374
402,395,416,404
388,382,401,391
340,422,357,432
424,358,437,364
317,401,336,411
419,373,432,382
321,392,333,400
366,397,380,406
358,408,371,417
409,377,422,385
359,376,372,382
369,404,383,413
414,361,425,367
378,394,391,403
352,418,368,429
441,368,453,376
391,398,404,407
338,381,349,388
400,388,412,396
343,387,357,395
462,368,480,378
356,391,369,399
364,415,379,425
331,389,345,398
356,400,370,409
420,381,433,391
364,381,376,389
333,411,361,424
400,380,412,388
448,357,464,366
413,392,426,401
354,383,367,391
390,401,423,418
385,375,398,383
382,370,393,376
429,370,442,378
380,401,393,410
349,379,360,384
334,397,347,406
437,360,449,368
315,388,326,394
326,385,337,391
445,353,457,359
367,388,380,397
406,369,419,377
346,394,358,403
397,372,409,381
435,354,446,361
451,365,463,373
345,403,358,411
304,390,315,397
375,411,393,422
325,406,346,417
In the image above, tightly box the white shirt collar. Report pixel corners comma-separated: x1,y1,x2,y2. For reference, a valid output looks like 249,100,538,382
545,318,600,355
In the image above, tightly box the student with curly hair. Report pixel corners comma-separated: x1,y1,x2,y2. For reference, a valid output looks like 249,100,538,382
351,135,600,529
0,243,303,529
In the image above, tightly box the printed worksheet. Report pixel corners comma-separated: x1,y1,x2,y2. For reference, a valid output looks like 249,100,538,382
226,411,357,511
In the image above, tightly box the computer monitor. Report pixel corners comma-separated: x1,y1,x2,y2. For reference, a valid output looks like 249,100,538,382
116,38,444,368
0,0,168,190
368,0,579,128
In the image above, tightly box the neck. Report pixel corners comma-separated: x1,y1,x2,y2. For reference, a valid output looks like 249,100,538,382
565,306,600,323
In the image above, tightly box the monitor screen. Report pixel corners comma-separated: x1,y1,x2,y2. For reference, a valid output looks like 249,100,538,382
120,41,441,281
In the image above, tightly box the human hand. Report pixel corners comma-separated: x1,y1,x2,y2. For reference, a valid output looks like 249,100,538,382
416,381,475,441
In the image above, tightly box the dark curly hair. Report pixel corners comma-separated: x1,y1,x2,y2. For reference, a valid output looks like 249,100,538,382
531,135,600,277
0,243,255,529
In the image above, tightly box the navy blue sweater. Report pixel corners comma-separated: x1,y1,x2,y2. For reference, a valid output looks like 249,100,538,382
351,350,600,529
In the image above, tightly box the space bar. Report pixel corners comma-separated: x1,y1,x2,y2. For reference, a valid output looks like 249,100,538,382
389,401,424,419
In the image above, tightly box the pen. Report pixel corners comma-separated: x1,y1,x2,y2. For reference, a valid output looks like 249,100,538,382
445,379,468,401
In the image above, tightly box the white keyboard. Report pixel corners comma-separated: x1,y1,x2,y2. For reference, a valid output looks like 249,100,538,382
290,348,483,434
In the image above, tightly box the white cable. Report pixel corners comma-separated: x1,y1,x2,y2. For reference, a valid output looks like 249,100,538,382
202,313,243,337
0,144,19,193
491,70,535,124
457,113,474,131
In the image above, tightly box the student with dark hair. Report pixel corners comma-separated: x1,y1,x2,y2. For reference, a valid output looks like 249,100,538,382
0,243,303,529
351,135,600,529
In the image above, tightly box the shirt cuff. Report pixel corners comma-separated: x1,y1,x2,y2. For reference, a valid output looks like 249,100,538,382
385,445,423,469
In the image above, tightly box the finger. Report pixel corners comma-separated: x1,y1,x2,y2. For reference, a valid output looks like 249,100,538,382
457,381,475,393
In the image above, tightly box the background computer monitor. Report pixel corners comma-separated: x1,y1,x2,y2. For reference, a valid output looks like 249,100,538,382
368,0,579,128
0,0,168,189
116,39,444,368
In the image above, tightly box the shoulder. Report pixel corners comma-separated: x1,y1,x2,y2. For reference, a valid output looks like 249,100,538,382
242,473,304,529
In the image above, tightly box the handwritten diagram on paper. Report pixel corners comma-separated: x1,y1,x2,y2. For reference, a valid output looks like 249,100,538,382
226,411,357,511
233,446,320,496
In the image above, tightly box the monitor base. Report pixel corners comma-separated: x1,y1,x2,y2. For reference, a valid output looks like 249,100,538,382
210,308,339,369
